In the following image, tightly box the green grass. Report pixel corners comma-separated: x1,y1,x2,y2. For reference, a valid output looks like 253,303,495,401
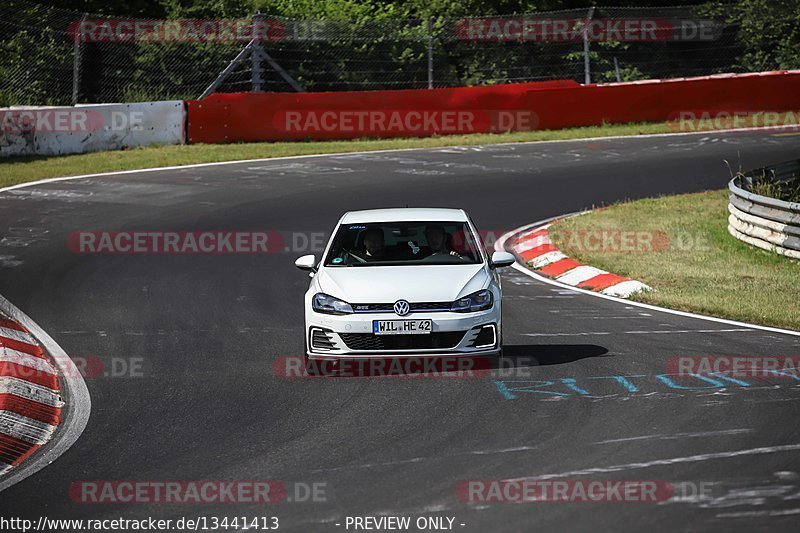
1,121,678,188
549,190,800,331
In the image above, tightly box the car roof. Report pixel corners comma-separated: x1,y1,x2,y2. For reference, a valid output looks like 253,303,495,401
340,208,469,224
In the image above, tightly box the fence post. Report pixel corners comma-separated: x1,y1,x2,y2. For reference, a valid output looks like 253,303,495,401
427,17,434,89
251,12,264,92
71,13,87,105
582,7,595,84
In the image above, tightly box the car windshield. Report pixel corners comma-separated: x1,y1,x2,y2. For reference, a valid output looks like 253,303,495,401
324,221,483,266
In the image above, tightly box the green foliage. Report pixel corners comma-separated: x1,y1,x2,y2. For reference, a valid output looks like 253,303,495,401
1,0,797,104
703,0,800,70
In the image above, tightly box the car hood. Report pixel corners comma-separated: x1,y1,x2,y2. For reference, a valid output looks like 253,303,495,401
317,264,489,303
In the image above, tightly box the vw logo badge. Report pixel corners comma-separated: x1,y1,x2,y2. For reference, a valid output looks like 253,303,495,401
393,300,411,316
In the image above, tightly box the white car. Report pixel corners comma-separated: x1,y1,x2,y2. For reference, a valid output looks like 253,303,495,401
295,208,516,359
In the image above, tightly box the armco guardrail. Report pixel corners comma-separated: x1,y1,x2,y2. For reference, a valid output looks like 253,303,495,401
728,160,800,260
0,101,185,157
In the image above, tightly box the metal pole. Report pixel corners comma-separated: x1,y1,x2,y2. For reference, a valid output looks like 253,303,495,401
582,7,595,85
261,49,304,92
613,57,621,82
427,17,434,89
200,11,304,98
251,12,264,92
200,41,255,99
72,13,87,105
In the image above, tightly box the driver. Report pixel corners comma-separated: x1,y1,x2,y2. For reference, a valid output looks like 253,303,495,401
424,224,460,258
362,226,387,260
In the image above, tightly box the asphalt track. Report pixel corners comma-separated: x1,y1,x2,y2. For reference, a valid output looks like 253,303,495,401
1,129,799,531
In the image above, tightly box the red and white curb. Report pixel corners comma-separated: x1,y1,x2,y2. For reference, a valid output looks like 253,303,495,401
508,220,652,298
0,315,63,476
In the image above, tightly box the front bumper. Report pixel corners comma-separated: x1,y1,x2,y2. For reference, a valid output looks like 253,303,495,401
305,308,500,358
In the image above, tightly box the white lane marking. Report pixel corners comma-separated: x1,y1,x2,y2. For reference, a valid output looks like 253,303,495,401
625,328,752,334
512,295,576,299
311,445,541,474
3,124,799,196
0,410,58,445
601,279,652,297
593,428,753,445
716,509,800,518
0,256,23,268
496,222,800,338
0,377,63,407
0,327,36,345
528,251,567,269
556,265,607,286
505,443,800,482
0,348,57,375
522,328,753,337
522,332,613,336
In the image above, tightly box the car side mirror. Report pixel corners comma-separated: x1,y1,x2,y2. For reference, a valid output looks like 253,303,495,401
295,254,317,273
490,251,516,269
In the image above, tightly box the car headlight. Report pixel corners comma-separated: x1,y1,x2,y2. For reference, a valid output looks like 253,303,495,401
312,293,354,315
450,289,493,313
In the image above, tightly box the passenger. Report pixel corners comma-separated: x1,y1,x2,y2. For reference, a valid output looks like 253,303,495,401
424,224,460,258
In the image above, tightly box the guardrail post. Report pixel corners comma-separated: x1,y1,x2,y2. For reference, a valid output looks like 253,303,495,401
71,13,87,105
251,12,265,92
427,17,434,89
583,7,595,84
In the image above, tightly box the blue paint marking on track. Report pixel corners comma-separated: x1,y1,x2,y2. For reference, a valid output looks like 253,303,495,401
493,370,800,400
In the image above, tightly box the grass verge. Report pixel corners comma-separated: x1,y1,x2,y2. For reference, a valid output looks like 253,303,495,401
549,189,800,331
0,121,713,188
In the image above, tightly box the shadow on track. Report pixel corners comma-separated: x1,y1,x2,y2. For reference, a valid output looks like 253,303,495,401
500,344,609,368
300,344,608,378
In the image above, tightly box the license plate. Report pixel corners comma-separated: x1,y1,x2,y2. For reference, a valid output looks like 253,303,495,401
373,319,432,335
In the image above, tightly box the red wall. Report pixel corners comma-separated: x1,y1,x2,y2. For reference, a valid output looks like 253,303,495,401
186,71,800,144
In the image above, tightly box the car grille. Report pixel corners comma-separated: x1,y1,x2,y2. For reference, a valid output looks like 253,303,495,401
339,331,467,351
352,302,451,313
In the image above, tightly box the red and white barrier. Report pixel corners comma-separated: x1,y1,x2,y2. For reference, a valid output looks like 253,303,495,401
0,316,62,476
510,222,651,298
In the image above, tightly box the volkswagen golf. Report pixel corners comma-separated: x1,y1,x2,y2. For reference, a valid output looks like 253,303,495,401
295,208,515,359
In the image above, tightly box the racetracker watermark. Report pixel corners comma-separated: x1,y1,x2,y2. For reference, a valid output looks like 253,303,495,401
521,229,710,253
0,109,143,133
456,480,677,503
274,355,492,379
69,481,327,504
66,228,517,255
546,229,670,253
52,355,146,379
455,18,720,42
68,231,284,254
275,110,539,135
668,110,800,132
69,18,286,43
667,355,800,378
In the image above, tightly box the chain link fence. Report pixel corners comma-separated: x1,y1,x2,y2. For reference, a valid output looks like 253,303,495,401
1,0,796,106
